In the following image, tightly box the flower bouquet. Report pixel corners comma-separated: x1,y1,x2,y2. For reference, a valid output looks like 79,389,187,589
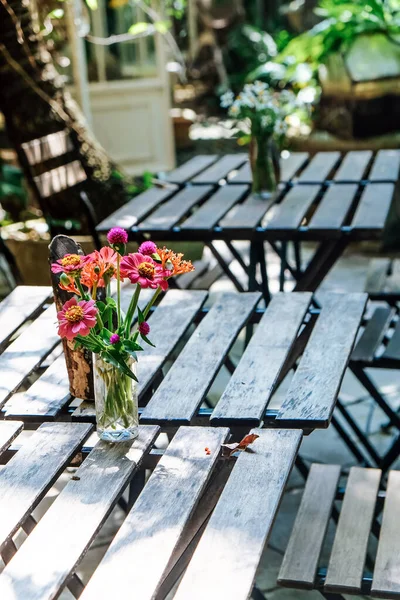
51,227,194,442
220,82,297,195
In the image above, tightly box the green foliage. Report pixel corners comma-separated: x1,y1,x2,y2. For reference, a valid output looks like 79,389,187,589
278,0,400,70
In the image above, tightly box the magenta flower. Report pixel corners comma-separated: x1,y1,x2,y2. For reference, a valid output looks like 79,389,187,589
57,297,98,341
110,334,120,344
107,227,128,246
138,241,157,256
51,253,89,275
120,253,168,290
139,322,150,336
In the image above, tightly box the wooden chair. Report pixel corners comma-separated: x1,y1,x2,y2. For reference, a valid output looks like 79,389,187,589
364,257,400,303
278,464,399,599
15,129,101,249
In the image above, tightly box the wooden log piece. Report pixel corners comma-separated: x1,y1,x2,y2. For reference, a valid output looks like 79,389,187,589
48,235,98,401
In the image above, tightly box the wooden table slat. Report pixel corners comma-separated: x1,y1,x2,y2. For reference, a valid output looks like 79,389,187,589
180,185,248,230
0,286,51,352
276,293,367,427
138,185,213,231
3,354,69,420
0,422,92,552
164,155,218,184
140,292,261,424
297,152,341,183
278,464,341,589
191,154,247,184
371,470,400,597
308,184,358,231
0,426,159,600
382,318,400,361
266,185,321,230
174,429,303,600
325,467,381,593
228,152,309,184
351,307,393,363
351,183,394,231
211,293,312,425
333,151,372,182
79,426,229,600
0,304,60,408
369,149,400,182
0,421,23,456
220,193,276,230
96,185,178,232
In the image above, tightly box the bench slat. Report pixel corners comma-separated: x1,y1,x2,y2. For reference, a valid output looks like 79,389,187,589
211,293,312,425
141,292,261,424
80,426,229,600
138,185,213,231
297,152,340,183
0,286,51,352
0,426,159,600
96,185,178,232
334,151,372,182
369,150,400,182
352,183,394,231
266,185,320,230
308,184,357,231
174,429,302,600
0,305,60,408
181,185,248,230
382,319,400,361
164,155,218,184
191,154,247,184
364,258,392,295
351,307,393,363
0,422,92,552
278,464,341,589
0,421,23,456
371,470,400,597
280,152,309,182
325,467,381,594
277,293,367,427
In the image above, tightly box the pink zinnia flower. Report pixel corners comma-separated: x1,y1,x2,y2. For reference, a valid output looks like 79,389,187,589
110,334,120,344
57,297,98,340
120,253,168,290
107,227,128,246
138,241,157,256
139,322,150,336
51,254,89,275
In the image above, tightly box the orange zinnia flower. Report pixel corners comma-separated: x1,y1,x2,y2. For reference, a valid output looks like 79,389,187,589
156,246,195,277
81,247,118,289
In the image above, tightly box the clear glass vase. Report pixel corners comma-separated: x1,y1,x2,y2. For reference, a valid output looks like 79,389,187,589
93,354,139,443
249,135,277,196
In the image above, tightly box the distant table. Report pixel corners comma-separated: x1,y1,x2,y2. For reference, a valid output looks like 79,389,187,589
97,149,400,302
0,285,367,434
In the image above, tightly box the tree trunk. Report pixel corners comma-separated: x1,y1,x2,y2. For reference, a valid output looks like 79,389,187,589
0,0,129,229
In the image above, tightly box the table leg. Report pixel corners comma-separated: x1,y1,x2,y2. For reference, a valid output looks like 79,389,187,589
294,239,348,292
294,240,302,277
279,241,287,291
207,242,245,292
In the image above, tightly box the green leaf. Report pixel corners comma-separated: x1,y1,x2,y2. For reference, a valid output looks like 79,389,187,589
140,334,156,348
124,340,143,352
96,301,106,312
106,297,117,308
137,306,145,324
128,22,151,35
102,349,138,381
48,8,64,19
155,20,171,34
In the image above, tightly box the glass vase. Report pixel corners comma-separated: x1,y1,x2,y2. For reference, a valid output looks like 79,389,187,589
249,136,277,196
93,354,139,443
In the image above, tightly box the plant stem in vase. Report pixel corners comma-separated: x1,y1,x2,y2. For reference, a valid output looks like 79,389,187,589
93,354,138,442
250,136,277,196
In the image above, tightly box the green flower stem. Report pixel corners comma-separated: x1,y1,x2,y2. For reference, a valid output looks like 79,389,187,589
124,284,141,338
117,254,121,329
132,286,161,342
76,278,89,300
